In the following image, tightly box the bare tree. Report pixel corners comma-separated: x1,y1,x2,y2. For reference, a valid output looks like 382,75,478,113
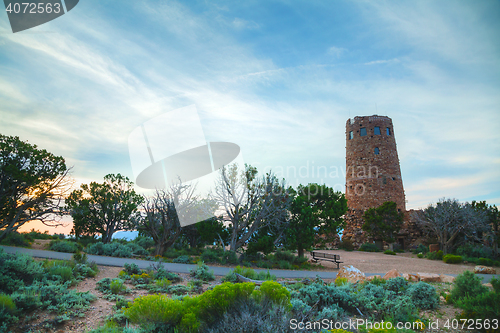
211,164,292,252
413,198,489,254
138,182,204,256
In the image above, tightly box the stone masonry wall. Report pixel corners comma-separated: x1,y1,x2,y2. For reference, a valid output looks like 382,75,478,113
343,115,408,247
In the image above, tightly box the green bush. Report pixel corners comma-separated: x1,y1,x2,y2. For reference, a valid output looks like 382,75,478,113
443,254,462,264
448,270,488,304
455,277,500,329
86,242,138,258
49,239,80,253
412,244,428,254
383,250,396,255
339,239,355,251
478,257,494,266
407,282,439,310
123,263,141,275
0,231,31,247
189,262,214,282
359,243,380,252
0,249,44,293
48,265,74,282
417,253,424,258
0,293,16,313
172,255,193,264
384,277,408,294
200,248,222,263
426,250,443,260
457,244,495,260
110,279,126,295
222,266,277,283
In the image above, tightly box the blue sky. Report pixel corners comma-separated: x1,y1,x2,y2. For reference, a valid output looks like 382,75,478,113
1,0,499,225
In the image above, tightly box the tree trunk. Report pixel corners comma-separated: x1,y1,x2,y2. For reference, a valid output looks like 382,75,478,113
298,247,304,258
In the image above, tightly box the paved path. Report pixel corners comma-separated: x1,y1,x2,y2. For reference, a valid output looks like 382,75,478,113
2,246,499,282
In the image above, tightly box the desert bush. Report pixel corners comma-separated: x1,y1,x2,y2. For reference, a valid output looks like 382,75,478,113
0,293,17,330
296,283,355,312
359,243,380,252
48,265,74,282
442,254,462,264
110,279,126,295
49,239,80,253
205,297,293,333
339,239,355,251
200,248,222,263
334,277,348,286
167,285,191,295
131,273,152,285
457,244,495,260
455,277,500,330
417,253,424,258
426,250,443,260
189,262,214,282
0,231,31,247
412,244,428,254
0,249,44,293
223,266,276,283
478,257,494,266
448,270,488,304
151,263,182,283
407,282,439,310
123,263,141,275
173,255,193,264
86,242,139,258
384,277,408,295
383,250,396,255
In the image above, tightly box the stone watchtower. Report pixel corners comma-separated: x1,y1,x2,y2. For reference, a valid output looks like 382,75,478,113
343,115,406,247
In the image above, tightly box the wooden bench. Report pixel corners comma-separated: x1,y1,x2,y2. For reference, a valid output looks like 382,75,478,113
310,251,343,269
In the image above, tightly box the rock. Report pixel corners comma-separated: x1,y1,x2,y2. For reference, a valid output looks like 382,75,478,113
439,296,445,303
439,274,455,283
403,273,419,282
417,273,441,282
337,265,366,283
483,283,493,290
367,275,382,281
383,269,401,280
474,266,496,274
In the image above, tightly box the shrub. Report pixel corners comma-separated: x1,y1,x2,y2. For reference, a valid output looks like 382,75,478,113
384,277,408,294
133,236,155,251
86,242,133,258
426,250,443,260
167,285,191,295
189,262,214,282
478,257,494,266
173,255,193,264
417,253,424,258
258,281,291,307
151,263,182,283
296,283,355,312
48,265,74,282
407,282,439,310
412,244,428,254
110,279,126,295
443,254,462,264
455,279,500,327
200,248,221,263
339,239,355,251
448,270,488,304
49,239,80,253
123,263,141,275
131,273,152,285
335,277,348,286
0,249,44,293
457,244,495,260
359,243,380,252
0,231,31,247
0,293,16,313
383,250,396,255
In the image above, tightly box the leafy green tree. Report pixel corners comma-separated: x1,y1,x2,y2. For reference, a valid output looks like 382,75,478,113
414,198,489,254
211,164,292,252
66,174,142,243
0,134,70,242
286,184,347,258
362,201,404,244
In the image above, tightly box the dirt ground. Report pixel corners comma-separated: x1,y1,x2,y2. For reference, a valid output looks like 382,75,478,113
303,249,481,275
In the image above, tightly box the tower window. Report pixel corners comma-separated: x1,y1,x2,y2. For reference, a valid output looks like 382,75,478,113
374,126,381,135
360,128,367,136
349,131,353,140
386,127,391,135
374,147,379,155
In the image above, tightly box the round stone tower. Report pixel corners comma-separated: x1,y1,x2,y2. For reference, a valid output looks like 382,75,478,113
343,115,406,246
